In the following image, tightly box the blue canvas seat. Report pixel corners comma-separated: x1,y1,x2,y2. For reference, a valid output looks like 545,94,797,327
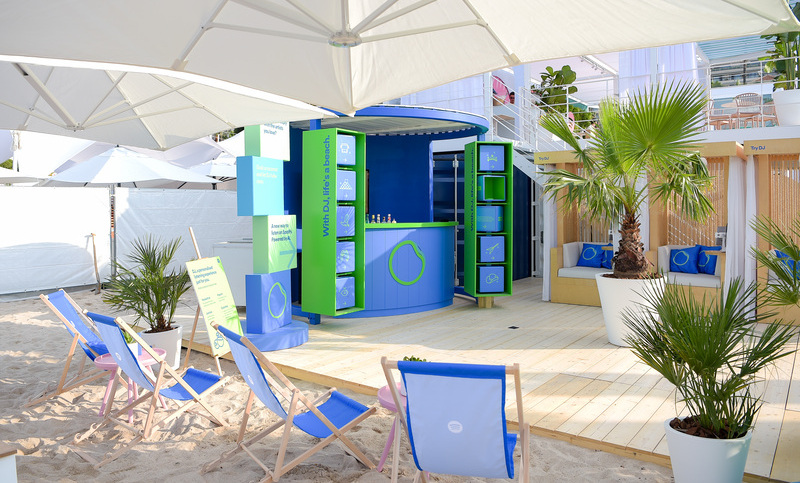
381,357,529,482
70,312,227,468
26,290,109,408
201,325,376,481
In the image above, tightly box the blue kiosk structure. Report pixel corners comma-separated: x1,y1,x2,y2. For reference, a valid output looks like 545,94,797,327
286,105,489,320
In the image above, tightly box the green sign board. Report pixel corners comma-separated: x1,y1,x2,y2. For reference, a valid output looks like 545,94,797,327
253,214,297,273
186,257,243,356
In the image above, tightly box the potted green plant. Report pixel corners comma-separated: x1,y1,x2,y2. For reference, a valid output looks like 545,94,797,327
532,65,594,133
103,235,191,368
399,355,427,395
761,2,800,125
623,276,797,483
751,215,800,314
540,81,714,345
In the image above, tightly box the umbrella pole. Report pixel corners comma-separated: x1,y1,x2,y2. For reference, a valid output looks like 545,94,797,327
109,185,117,278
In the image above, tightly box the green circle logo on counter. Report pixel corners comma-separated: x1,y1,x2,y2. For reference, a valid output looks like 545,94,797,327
268,282,287,319
389,241,426,286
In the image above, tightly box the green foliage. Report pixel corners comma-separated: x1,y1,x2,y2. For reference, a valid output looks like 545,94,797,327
103,236,191,333
1,159,12,169
402,355,427,362
624,279,797,439
532,65,594,130
751,215,800,309
540,81,714,277
761,2,800,91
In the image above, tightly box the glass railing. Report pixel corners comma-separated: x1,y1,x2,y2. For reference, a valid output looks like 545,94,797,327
488,56,798,150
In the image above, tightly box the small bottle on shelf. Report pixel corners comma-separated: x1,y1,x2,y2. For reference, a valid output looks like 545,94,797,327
387,214,392,223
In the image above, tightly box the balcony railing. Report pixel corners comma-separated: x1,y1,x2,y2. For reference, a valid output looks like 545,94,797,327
488,56,797,150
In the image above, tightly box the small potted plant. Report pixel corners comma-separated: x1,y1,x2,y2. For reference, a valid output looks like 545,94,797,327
399,355,427,395
623,275,797,483
761,2,800,125
103,235,191,368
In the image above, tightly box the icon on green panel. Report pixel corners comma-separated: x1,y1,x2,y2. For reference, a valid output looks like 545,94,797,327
340,179,353,191
339,286,350,297
485,273,500,284
341,217,351,227
340,142,351,154
486,242,500,254
487,153,498,164
338,249,351,264
389,241,426,286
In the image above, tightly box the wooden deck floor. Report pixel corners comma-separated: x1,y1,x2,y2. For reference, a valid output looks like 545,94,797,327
177,277,800,482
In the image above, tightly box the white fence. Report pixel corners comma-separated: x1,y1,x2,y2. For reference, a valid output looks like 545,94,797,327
0,187,251,295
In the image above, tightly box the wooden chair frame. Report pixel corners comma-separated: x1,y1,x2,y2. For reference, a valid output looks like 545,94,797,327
26,290,109,408
202,326,375,482
381,357,530,483
70,315,227,468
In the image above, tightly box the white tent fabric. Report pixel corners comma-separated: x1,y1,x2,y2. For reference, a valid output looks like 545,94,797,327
744,155,758,290
188,156,237,179
725,155,746,285
541,176,558,301
1,1,797,114
0,187,111,294
43,147,218,187
0,166,40,183
0,55,334,149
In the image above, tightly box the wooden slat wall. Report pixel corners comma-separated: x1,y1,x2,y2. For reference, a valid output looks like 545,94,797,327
770,154,800,244
668,156,728,246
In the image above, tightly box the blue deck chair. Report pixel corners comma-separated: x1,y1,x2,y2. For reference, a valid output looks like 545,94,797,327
201,324,376,481
70,312,227,468
381,357,530,483
26,290,109,407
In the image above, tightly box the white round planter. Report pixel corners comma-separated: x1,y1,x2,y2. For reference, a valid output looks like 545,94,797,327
595,273,665,347
772,89,800,126
664,419,751,483
140,325,183,369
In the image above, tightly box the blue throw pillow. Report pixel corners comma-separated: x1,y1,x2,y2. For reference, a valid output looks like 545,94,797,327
670,246,700,274
576,243,604,268
601,243,613,269
775,250,799,279
696,244,721,275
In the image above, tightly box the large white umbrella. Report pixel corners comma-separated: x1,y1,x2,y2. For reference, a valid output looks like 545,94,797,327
0,55,334,149
43,147,219,187
0,166,40,183
188,155,237,180
0,1,797,114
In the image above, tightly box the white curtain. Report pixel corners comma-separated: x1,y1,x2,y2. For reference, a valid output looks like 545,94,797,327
725,156,746,284
542,170,558,301
618,44,700,100
744,155,758,289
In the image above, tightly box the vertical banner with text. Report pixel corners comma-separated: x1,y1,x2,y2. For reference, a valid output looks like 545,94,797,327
186,257,243,356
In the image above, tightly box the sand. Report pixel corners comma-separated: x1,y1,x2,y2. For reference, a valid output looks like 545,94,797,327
0,289,674,482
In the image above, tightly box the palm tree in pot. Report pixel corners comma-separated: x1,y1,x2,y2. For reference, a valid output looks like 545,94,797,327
540,81,715,345
103,235,191,368
623,277,797,483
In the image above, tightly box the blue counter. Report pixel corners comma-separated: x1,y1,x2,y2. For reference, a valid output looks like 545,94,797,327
338,222,456,317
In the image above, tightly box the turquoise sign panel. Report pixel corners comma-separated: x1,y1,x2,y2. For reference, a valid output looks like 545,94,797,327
236,156,284,216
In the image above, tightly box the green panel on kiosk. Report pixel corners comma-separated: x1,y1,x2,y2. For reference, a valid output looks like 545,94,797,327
301,128,366,316
464,141,513,298
252,215,297,273
236,156,284,216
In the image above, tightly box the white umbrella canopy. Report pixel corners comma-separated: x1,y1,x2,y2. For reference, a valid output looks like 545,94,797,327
43,147,219,187
0,1,797,114
0,55,335,149
188,155,237,180
0,166,40,184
